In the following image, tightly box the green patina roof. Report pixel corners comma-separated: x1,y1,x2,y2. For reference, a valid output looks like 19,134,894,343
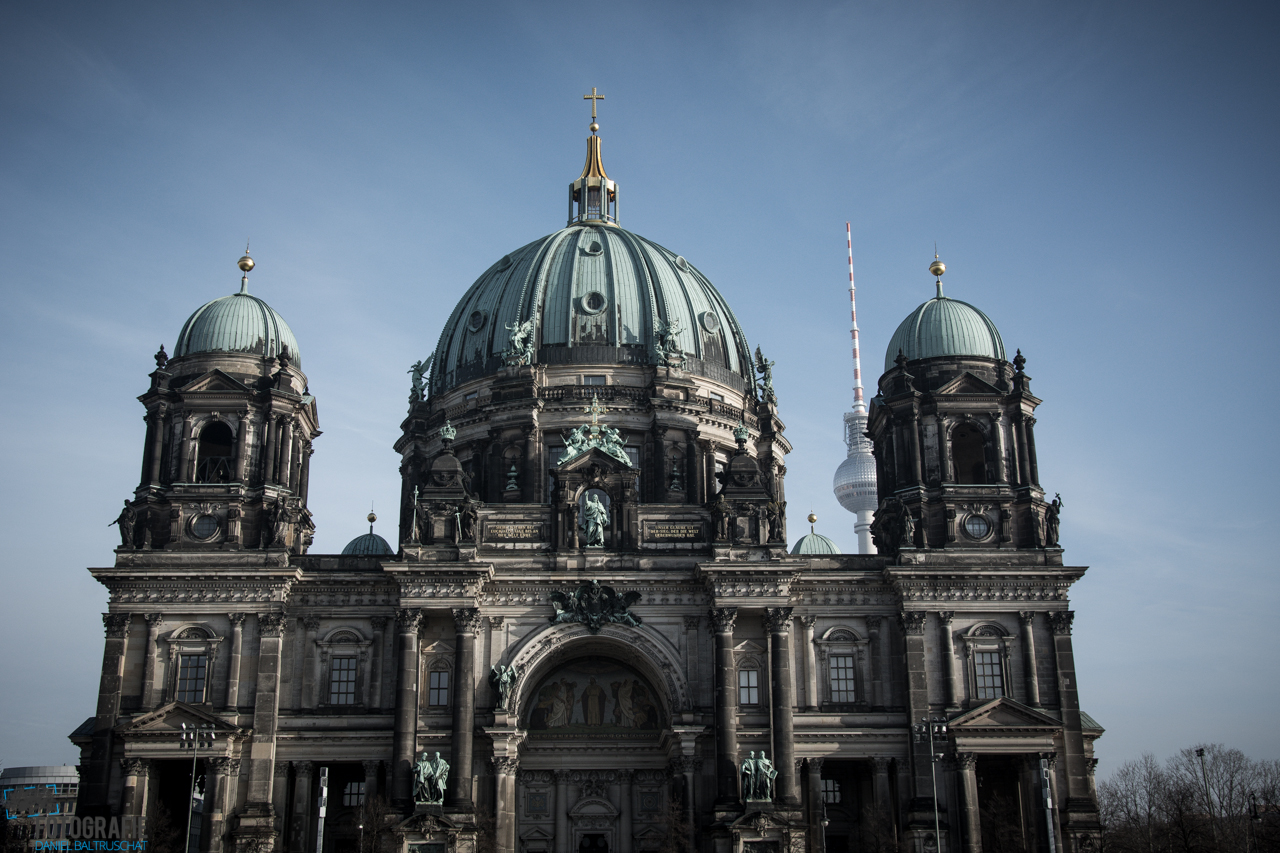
341,532,393,556
790,531,841,555
884,293,1005,373
175,289,302,366
430,224,753,394
1079,711,1104,732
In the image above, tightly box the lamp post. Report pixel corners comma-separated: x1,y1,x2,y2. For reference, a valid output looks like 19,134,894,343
1195,747,1219,847
180,723,216,853
913,716,948,853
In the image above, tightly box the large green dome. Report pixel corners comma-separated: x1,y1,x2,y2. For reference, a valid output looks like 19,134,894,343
174,286,302,367
883,293,1004,373
430,223,753,395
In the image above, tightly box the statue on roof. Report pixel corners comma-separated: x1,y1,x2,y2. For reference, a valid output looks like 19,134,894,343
504,317,536,366
408,356,432,403
755,346,777,404
655,317,685,370
109,501,137,548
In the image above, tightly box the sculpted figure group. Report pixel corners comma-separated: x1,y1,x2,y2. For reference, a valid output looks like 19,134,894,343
740,750,778,801
413,750,450,806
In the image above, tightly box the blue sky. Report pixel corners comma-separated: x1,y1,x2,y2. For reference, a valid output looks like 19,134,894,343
1,0,1276,774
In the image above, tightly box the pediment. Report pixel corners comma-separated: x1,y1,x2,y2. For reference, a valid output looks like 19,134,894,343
935,371,1003,396
569,796,618,817
121,702,244,735
733,640,766,655
393,810,459,835
552,445,635,475
729,809,795,830
950,697,1061,730
519,826,554,841
178,369,253,394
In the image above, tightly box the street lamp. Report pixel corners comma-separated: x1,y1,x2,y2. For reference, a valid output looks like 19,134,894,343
1195,747,1219,846
180,723,216,853
913,716,948,853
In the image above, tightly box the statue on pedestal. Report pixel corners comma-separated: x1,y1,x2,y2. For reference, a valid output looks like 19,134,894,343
413,750,449,806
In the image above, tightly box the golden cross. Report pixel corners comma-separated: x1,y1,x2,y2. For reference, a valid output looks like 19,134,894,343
584,393,605,426
583,87,604,120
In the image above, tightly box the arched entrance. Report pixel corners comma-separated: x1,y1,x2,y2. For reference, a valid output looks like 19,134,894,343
503,624,693,853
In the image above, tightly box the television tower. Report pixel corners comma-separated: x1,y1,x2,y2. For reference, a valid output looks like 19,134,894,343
832,223,878,552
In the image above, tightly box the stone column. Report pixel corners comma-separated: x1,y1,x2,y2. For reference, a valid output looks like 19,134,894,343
299,444,313,503
867,616,884,709
800,615,819,711
121,758,147,818
363,758,381,804
271,762,290,837
178,416,194,483
1015,415,1031,487
235,410,250,482
554,770,570,853
226,613,246,711
140,613,162,710
207,757,239,853
936,414,951,482
83,613,131,811
872,757,892,816
450,608,481,809
764,607,799,805
957,752,981,853
244,613,287,812
806,758,826,853
1019,612,1041,707
1049,612,1089,802
1026,416,1040,486
148,408,167,486
710,607,739,805
939,612,959,711
300,616,320,709
679,759,698,853
910,413,924,485
289,761,315,853
261,412,276,484
279,419,295,490
392,609,423,807
991,412,1008,483
492,757,518,853
369,616,387,710
899,611,934,798
618,769,634,853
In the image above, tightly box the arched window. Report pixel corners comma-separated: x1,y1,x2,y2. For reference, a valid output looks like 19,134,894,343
195,421,235,484
951,426,987,485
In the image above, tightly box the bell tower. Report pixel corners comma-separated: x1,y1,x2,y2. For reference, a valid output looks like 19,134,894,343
866,256,1059,555
127,251,320,553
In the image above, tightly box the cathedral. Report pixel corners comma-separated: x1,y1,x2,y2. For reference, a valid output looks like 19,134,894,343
73,101,1103,853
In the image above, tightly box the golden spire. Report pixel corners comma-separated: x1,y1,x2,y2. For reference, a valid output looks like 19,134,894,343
569,88,618,226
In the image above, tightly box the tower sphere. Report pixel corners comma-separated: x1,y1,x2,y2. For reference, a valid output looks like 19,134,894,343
238,255,255,273
929,258,945,278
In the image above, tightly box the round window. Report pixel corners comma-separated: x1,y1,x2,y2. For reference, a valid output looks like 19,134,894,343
700,311,720,333
581,291,607,314
674,255,689,271
191,514,219,540
963,515,991,540
583,240,603,255
467,310,486,332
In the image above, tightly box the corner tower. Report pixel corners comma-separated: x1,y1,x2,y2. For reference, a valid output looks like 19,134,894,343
130,252,320,553
866,255,1054,554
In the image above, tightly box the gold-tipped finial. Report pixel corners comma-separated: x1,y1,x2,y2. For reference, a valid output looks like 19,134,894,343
238,240,255,273
584,87,604,133
807,511,817,534
368,507,377,534
929,246,946,298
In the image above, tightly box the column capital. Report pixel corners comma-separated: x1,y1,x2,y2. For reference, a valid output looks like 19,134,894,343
1018,610,1037,625
488,615,505,629
799,615,818,630
1048,611,1074,636
492,756,519,773
762,607,794,634
554,769,572,783
207,757,230,772
228,612,247,628
683,615,702,631
397,608,424,633
103,613,131,638
937,610,954,626
274,761,290,779
898,611,927,635
957,752,978,770
370,615,388,631
1039,751,1058,770
866,615,882,630
122,757,146,775
293,760,315,774
144,612,164,627
302,615,321,632
258,612,287,637
806,756,823,773
709,607,738,634
453,608,482,634
873,757,891,773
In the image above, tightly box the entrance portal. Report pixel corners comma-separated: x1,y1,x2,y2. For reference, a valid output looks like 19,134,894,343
578,833,609,852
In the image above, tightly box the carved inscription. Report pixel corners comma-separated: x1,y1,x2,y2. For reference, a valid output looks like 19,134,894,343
644,522,705,542
485,522,543,542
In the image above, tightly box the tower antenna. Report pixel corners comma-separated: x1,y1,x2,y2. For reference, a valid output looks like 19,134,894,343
847,222,865,415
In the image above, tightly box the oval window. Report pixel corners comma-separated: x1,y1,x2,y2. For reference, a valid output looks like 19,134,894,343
963,515,991,540
468,310,487,332
191,515,219,540
581,291,607,314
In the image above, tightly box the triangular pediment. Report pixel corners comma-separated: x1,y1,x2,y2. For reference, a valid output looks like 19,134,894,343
178,369,252,394
121,702,243,735
552,445,635,474
950,697,1061,730
935,371,1003,396
733,640,766,655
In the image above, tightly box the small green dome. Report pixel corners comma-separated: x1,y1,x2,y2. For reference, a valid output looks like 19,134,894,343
341,532,393,556
884,294,1004,373
790,532,841,555
175,289,302,367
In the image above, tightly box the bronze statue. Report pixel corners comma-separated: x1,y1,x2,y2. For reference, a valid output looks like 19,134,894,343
413,750,449,805
1045,493,1063,547
109,501,136,548
458,497,478,542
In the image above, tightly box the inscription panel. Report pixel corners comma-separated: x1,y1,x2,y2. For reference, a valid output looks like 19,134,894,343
643,521,706,543
484,522,545,542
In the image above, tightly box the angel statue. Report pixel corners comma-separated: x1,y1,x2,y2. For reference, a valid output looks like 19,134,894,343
408,356,432,403
754,346,777,404
504,318,536,366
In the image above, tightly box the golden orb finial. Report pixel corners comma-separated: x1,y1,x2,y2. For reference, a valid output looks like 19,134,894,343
929,257,945,279
238,255,254,273
367,511,377,525
589,121,599,133
807,512,817,525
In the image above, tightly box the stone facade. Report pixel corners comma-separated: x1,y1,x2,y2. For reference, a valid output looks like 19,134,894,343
74,130,1101,853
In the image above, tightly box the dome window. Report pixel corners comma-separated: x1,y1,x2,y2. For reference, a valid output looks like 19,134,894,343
190,514,220,541
467,310,487,333
951,426,988,485
580,291,608,315
194,421,235,484
496,254,513,271
582,240,603,256
700,312,720,333
675,256,689,271
963,514,992,540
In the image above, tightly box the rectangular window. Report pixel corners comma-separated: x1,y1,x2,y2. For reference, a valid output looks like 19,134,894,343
342,781,365,807
738,669,759,706
329,657,358,705
821,778,841,804
176,654,207,703
583,375,606,386
830,655,857,703
975,651,1005,700
429,670,451,707
709,392,725,403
